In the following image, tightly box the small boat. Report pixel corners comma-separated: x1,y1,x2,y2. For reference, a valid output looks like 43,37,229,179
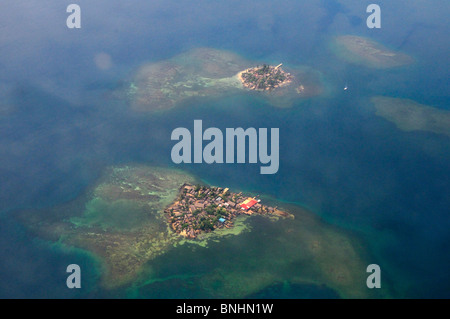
344,83,348,91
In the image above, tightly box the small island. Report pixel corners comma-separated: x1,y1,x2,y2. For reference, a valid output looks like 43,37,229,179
238,64,293,91
165,183,293,239
115,48,323,111
15,164,375,298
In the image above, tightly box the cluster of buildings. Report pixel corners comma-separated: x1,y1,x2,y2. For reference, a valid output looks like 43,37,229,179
164,183,284,239
239,64,292,91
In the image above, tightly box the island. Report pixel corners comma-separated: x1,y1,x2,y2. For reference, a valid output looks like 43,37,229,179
113,48,324,111
15,165,293,288
331,35,414,69
371,96,450,137
238,64,292,91
166,183,293,239
15,165,380,298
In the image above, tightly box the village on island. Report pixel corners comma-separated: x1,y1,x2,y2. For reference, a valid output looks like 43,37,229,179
165,183,293,239
238,63,293,91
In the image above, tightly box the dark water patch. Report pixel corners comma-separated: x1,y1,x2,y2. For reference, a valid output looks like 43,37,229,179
247,281,339,299
0,215,101,298
0,85,106,212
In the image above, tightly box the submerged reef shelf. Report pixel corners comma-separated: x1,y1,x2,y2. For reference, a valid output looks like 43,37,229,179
16,165,384,298
371,96,450,137
115,48,323,111
332,35,414,69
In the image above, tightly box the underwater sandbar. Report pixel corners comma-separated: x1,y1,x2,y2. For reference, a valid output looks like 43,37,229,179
332,35,414,69
372,96,450,137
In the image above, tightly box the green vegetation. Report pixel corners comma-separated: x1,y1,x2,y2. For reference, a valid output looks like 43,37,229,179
216,207,228,217
205,205,216,215
198,218,215,231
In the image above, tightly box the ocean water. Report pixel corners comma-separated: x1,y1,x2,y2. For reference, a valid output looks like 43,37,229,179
0,0,449,298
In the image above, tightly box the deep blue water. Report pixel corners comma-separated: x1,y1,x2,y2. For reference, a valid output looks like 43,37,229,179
0,0,449,298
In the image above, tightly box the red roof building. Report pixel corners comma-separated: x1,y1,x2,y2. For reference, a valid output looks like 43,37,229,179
240,198,257,210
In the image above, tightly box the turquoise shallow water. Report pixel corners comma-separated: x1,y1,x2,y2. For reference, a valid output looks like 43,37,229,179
0,0,449,298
